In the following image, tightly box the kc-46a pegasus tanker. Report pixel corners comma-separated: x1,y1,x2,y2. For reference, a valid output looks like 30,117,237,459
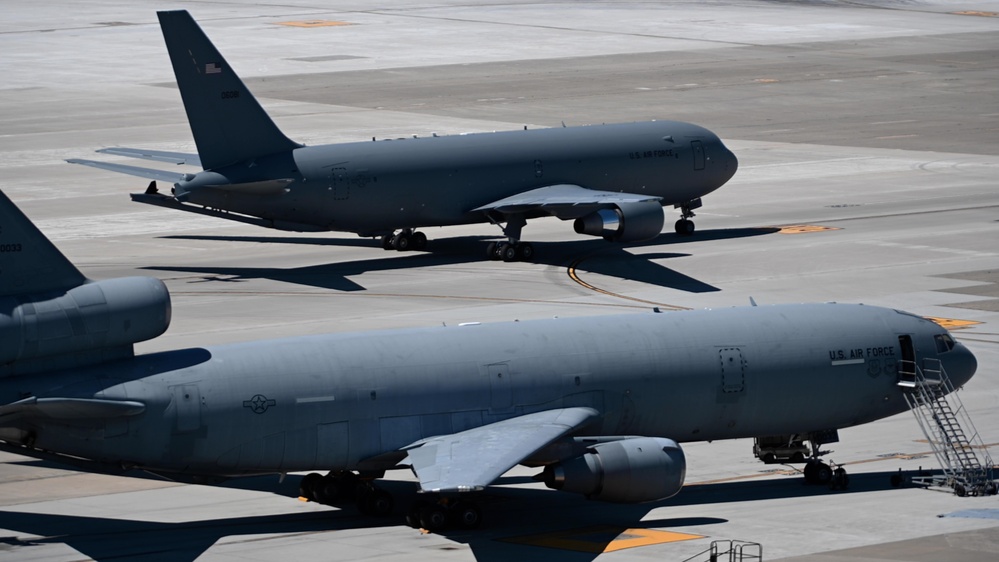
68,11,738,262
0,189,977,530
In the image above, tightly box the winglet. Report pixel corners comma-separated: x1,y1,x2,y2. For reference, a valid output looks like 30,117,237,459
157,10,301,170
0,190,86,297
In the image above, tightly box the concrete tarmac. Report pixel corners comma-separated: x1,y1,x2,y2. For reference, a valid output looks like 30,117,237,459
1,1,998,560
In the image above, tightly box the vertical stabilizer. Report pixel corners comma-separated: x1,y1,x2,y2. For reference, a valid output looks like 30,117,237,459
157,11,301,170
0,190,86,297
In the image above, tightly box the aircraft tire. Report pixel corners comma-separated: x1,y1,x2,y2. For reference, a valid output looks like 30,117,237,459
381,234,395,250
419,505,449,532
393,233,411,251
500,243,518,262
486,242,500,260
299,472,323,500
357,488,394,517
518,243,534,261
450,501,482,529
411,231,428,250
675,219,695,236
314,477,345,504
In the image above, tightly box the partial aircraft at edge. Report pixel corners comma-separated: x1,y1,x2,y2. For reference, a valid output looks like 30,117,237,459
68,10,738,262
0,189,978,531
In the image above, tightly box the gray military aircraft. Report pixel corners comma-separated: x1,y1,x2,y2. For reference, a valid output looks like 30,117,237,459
0,190,978,530
68,10,738,262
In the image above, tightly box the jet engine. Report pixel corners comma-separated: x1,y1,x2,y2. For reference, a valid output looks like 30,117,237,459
539,437,685,503
0,277,171,367
573,200,664,242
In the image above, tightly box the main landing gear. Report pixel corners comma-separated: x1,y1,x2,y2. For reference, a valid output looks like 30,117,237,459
299,470,395,517
405,496,483,532
674,198,701,236
485,214,534,262
381,229,428,252
800,435,849,490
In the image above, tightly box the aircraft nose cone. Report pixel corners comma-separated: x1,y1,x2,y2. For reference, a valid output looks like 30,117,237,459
715,141,738,185
946,341,978,388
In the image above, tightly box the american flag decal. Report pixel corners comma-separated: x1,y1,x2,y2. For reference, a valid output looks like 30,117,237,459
205,62,222,74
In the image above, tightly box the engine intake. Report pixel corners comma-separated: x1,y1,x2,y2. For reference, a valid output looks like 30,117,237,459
573,200,664,242
0,276,171,366
540,437,685,503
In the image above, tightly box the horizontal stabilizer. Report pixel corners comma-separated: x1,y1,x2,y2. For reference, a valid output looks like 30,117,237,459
402,407,598,493
473,184,662,218
67,159,190,183
0,397,145,423
97,147,201,167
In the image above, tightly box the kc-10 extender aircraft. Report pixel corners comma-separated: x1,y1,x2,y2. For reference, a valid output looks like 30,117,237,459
0,190,978,530
68,10,738,262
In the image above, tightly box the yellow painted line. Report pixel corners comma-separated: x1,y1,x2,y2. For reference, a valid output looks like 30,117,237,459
276,20,352,27
499,525,703,553
754,78,779,83
925,317,983,330
953,11,998,17
776,224,841,234
567,258,691,310
876,134,919,140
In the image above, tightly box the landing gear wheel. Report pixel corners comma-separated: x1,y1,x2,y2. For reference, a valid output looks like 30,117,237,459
517,242,534,261
314,478,345,504
299,472,323,500
485,242,500,260
357,488,394,517
406,500,430,528
675,219,695,235
411,231,428,250
381,234,395,250
392,232,412,251
450,501,482,529
500,243,518,262
804,461,833,485
828,467,849,491
419,505,449,532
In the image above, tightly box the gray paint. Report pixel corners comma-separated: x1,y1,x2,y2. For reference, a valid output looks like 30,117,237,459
69,11,738,245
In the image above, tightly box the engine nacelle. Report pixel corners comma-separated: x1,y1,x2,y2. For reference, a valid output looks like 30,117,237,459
572,200,664,243
540,437,686,503
0,276,171,366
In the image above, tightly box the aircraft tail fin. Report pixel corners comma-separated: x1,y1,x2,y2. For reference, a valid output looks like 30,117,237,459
0,190,86,297
157,10,302,170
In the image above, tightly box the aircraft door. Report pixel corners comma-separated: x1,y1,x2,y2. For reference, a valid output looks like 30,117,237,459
719,347,745,393
486,363,512,412
329,167,349,200
691,140,705,171
171,384,202,433
897,334,915,382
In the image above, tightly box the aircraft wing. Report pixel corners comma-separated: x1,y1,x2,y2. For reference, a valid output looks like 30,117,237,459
96,147,202,167
402,407,598,493
66,158,191,183
472,184,661,219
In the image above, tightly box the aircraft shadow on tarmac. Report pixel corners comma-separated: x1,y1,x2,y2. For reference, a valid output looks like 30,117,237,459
154,227,777,293
0,467,914,562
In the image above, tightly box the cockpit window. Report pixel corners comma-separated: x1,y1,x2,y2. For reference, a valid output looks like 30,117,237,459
934,334,956,353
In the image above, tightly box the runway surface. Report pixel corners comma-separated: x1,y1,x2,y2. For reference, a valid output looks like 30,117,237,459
1,1,998,560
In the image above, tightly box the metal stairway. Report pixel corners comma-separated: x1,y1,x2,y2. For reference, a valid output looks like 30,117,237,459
898,358,996,496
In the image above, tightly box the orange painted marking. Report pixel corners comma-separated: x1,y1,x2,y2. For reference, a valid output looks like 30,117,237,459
777,225,840,234
499,525,703,553
953,11,998,17
925,317,982,330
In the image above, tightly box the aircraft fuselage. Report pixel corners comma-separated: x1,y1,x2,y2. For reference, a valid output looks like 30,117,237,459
1,303,975,479
178,120,736,234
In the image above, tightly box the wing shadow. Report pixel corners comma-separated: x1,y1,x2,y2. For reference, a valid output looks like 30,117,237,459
149,227,776,293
